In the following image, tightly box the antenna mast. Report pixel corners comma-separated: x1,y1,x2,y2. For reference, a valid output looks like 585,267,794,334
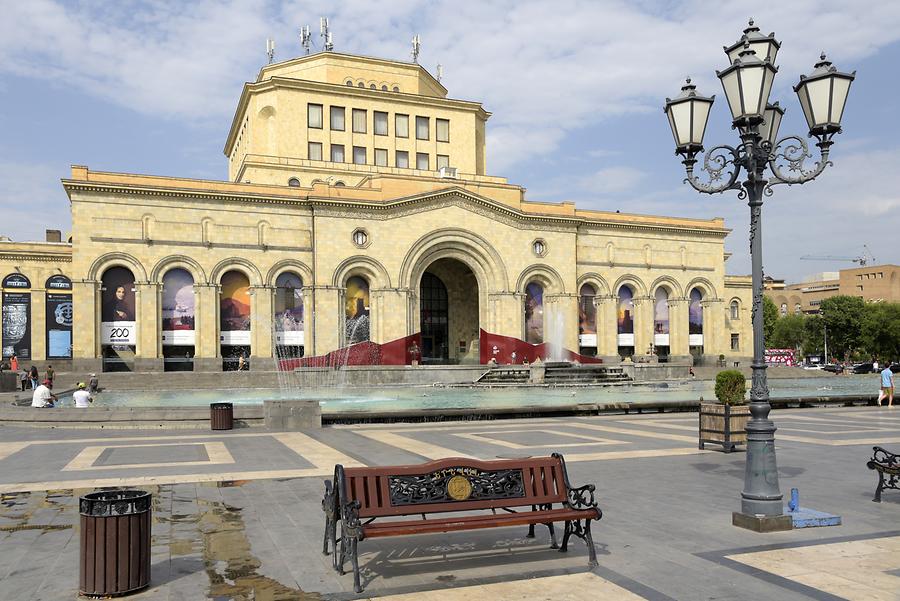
320,17,334,51
300,25,311,55
411,34,421,63
266,38,275,64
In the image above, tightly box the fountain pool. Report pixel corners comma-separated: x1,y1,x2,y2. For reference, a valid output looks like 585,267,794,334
55,375,879,414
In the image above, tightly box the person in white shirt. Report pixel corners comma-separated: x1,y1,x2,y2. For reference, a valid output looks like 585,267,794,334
73,382,93,408
31,380,57,408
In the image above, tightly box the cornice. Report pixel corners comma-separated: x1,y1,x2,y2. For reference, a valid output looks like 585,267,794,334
0,250,72,263
62,179,729,237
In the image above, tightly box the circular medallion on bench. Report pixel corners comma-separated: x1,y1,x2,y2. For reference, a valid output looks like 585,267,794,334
447,475,473,501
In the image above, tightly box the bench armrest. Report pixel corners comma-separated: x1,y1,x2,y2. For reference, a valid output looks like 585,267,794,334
567,484,598,510
871,446,900,467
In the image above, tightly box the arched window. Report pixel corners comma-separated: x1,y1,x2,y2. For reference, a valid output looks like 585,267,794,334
654,288,669,334
275,272,304,346
101,266,137,370
617,285,635,357
161,268,195,341
381,85,388,91
780,303,788,316
345,80,353,86
689,288,703,335
220,270,251,369
393,86,400,92
794,303,802,315
345,276,370,344
524,282,544,344
369,83,376,89
578,284,597,354
334,181,346,187
357,82,365,88
730,300,739,320
287,177,300,187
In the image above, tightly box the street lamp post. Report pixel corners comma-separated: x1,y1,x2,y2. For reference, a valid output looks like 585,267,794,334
664,19,855,531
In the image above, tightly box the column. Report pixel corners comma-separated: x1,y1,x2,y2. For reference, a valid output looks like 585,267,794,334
377,288,410,343
134,281,162,371
596,295,618,362
701,298,724,364
633,295,653,357
195,283,220,372
30,289,46,363
545,293,579,354
72,279,100,373
311,286,341,355
250,285,273,370
668,297,690,362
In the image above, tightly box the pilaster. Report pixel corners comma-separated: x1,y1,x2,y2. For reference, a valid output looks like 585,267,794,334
669,297,690,360
250,285,273,365
597,295,618,360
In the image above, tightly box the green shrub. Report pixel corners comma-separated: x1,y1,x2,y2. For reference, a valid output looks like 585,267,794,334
714,370,746,405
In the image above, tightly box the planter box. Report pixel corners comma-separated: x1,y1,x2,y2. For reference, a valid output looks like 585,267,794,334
699,402,750,453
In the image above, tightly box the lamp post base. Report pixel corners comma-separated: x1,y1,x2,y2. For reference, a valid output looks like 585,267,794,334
732,511,793,532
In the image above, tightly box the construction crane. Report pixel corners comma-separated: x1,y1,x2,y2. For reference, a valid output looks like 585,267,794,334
800,245,876,267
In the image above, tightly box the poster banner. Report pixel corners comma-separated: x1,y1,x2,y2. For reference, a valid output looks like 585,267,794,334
45,274,72,291
578,284,596,338
162,268,195,346
46,293,72,358
2,291,31,359
101,267,136,345
524,282,543,344
275,272,304,346
220,270,251,345
345,276,370,344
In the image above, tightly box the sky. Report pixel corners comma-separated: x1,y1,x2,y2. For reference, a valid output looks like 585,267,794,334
1,0,899,283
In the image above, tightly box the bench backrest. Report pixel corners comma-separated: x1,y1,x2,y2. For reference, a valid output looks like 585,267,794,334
341,455,568,518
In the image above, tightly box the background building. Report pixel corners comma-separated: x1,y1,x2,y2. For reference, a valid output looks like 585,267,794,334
765,265,900,315
1,51,753,372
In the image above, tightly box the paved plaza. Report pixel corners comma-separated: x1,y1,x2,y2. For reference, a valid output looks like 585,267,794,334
0,406,899,600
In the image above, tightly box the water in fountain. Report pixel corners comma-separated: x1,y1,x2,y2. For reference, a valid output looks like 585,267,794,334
548,309,567,363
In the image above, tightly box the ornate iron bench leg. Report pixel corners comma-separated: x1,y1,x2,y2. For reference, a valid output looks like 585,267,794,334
584,519,598,568
335,521,346,573
873,471,884,503
526,505,537,537
350,537,362,593
559,520,572,553
547,522,558,549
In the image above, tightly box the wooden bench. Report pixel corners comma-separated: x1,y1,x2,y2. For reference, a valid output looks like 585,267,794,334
867,446,900,502
322,453,602,592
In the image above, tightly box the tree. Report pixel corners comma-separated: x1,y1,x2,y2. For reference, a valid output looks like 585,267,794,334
771,314,806,350
802,315,826,357
819,296,866,360
860,302,900,362
763,296,779,346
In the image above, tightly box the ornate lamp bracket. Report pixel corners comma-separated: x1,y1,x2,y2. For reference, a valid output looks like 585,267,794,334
681,144,745,196
765,134,833,196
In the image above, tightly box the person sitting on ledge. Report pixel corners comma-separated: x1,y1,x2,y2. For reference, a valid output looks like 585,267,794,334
73,382,93,408
31,379,57,408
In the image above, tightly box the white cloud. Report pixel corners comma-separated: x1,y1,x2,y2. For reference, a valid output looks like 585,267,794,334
579,166,647,194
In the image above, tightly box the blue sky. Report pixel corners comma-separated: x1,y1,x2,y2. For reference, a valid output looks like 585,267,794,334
1,0,899,282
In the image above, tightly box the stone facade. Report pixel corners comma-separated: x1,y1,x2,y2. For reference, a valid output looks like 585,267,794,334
0,50,753,372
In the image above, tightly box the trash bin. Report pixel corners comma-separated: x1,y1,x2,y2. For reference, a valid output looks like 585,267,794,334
79,489,151,597
210,402,234,430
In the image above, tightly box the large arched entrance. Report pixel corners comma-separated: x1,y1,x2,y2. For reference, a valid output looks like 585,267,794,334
419,258,479,364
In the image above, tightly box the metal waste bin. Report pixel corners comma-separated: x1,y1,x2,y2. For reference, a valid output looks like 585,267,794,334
210,402,234,430
79,489,151,597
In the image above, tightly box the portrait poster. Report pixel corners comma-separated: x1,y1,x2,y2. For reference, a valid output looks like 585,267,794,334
46,293,73,359
524,282,543,344
654,288,670,347
2,291,31,359
345,276,370,344
101,267,136,345
161,268,195,346
617,286,634,346
578,284,596,347
274,272,304,346
220,270,250,345
689,288,704,346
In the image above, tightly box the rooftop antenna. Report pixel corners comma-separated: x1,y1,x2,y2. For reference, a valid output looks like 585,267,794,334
320,17,334,51
300,25,311,55
266,38,275,64
411,34,421,63
436,63,443,82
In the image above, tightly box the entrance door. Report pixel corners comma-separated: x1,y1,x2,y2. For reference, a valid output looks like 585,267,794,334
420,272,448,363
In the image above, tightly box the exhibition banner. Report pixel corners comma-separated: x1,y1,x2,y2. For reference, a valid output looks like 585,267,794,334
220,270,251,345
101,266,137,345
275,272,304,346
162,268,195,346
2,291,31,359
46,293,73,359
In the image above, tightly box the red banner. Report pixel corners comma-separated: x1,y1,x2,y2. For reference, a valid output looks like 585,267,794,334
479,329,602,365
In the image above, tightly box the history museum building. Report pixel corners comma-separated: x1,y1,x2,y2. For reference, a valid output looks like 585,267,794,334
0,50,752,372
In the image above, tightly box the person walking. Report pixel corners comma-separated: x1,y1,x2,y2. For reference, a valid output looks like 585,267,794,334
877,365,894,407
45,365,54,386
29,365,38,389
10,354,18,373
73,382,93,407
20,369,29,391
